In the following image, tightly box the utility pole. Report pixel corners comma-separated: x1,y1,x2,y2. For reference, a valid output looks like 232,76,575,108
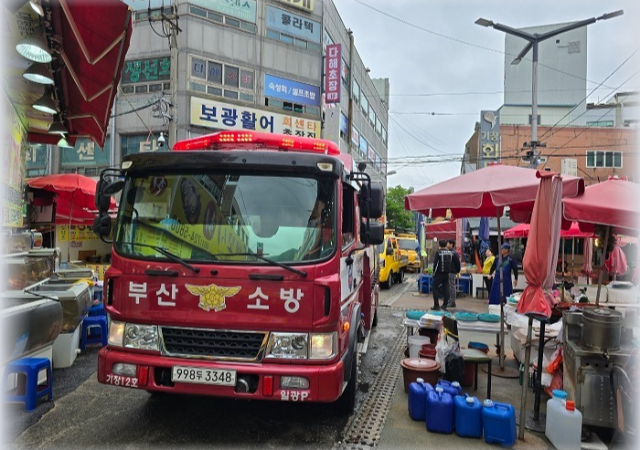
476,10,623,169
149,1,181,149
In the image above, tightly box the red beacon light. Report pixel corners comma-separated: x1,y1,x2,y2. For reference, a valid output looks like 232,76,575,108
172,130,340,156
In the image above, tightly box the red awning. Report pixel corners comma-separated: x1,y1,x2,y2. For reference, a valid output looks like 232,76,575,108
27,0,133,148
425,220,456,240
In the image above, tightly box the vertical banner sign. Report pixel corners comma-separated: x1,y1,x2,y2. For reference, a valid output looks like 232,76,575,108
479,110,500,168
325,44,342,104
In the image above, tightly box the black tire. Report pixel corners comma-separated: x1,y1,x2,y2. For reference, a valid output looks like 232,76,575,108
337,343,358,413
381,272,392,289
372,309,378,328
397,270,405,284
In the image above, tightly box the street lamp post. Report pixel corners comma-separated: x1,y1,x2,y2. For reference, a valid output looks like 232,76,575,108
475,10,623,169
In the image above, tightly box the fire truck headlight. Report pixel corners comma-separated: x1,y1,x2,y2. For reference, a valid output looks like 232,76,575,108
108,319,125,346
309,332,336,360
265,333,308,359
124,323,159,351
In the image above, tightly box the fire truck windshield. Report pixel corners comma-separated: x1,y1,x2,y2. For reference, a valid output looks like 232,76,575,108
114,173,336,264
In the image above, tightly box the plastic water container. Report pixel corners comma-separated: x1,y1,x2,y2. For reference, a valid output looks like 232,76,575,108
408,335,431,358
546,400,582,450
426,387,454,434
482,400,516,447
455,395,483,439
436,380,462,397
545,389,568,444
408,378,433,421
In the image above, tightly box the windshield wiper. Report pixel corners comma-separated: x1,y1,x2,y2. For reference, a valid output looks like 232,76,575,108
211,252,307,278
122,242,200,273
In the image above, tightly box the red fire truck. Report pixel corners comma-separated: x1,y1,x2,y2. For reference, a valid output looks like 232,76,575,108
92,131,385,410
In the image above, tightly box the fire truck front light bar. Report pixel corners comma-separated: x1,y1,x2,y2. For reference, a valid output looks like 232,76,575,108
309,332,336,360
172,130,340,155
124,323,159,351
265,333,308,359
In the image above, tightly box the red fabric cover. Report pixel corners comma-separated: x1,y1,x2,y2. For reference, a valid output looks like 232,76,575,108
425,220,456,240
563,179,640,235
606,244,628,276
517,173,563,317
405,164,584,219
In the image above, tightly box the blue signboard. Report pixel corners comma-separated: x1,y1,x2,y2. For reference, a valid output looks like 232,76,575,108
359,136,368,156
264,74,320,107
266,5,321,43
340,112,348,136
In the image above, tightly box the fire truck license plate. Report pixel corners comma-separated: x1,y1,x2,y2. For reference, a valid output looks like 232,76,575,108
171,366,236,386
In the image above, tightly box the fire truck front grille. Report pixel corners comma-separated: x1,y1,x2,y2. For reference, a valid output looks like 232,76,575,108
160,327,267,361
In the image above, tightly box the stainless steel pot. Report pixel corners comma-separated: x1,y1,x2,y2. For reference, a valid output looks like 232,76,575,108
581,308,623,351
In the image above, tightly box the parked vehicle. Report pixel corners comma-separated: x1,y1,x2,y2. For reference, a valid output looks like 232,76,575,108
91,131,385,411
397,233,421,273
377,231,408,289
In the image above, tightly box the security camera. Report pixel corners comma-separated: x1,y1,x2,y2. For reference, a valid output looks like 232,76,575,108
157,132,166,147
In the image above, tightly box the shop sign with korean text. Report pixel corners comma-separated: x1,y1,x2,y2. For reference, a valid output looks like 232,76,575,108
61,137,111,167
122,56,171,85
264,74,320,107
190,0,257,23
479,110,501,168
275,0,314,13
190,97,321,137
266,5,320,43
324,43,341,104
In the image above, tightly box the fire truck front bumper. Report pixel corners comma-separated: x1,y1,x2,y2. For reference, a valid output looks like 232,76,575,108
98,347,346,403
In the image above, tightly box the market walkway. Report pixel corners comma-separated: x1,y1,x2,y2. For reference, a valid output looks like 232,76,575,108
370,280,612,450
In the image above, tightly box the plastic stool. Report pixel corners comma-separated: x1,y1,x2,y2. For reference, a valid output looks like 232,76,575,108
88,302,105,317
80,316,108,350
3,357,53,411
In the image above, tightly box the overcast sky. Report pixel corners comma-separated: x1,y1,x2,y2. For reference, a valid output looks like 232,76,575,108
333,0,640,192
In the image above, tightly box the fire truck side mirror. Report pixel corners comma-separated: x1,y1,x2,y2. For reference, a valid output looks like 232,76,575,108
368,183,385,219
93,214,112,238
363,221,385,246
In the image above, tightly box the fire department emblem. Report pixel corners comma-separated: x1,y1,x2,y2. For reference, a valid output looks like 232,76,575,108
185,284,241,312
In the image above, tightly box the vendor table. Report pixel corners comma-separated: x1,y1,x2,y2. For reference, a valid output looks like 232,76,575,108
417,274,472,295
404,318,504,353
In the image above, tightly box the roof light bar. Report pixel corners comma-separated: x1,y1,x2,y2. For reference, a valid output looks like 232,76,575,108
172,130,341,156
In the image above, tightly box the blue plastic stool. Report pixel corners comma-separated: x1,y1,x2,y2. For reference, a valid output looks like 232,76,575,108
80,316,108,351
88,302,105,317
3,357,53,411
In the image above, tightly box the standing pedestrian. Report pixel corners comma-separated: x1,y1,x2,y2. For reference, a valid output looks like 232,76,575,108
446,239,461,308
488,243,518,305
432,239,454,310
483,248,495,294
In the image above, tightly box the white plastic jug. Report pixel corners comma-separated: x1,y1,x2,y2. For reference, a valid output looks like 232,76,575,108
408,335,430,358
547,400,582,450
545,389,568,443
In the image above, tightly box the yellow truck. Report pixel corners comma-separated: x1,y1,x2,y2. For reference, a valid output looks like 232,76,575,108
377,232,408,289
396,233,421,273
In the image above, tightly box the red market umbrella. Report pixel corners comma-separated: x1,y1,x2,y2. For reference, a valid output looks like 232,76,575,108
405,164,584,221
504,222,594,239
517,173,563,317
405,164,584,371
563,178,640,304
563,178,640,236
605,243,628,279
28,174,101,209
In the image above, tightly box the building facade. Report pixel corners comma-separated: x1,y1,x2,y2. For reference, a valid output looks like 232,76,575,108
463,21,638,182
28,0,390,184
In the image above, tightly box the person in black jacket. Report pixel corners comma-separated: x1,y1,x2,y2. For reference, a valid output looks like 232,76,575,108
432,239,455,310
446,239,461,308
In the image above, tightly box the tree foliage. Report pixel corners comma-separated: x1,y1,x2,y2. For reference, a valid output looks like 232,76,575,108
386,185,415,231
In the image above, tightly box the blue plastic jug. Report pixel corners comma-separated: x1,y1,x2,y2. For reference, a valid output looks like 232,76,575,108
426,387,454,433
482,400,516,447
454,395,483,438
408,378,433,421
436,380,462,398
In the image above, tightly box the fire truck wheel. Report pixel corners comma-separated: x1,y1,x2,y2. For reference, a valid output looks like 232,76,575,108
372,309,378,328
337,340,359,412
